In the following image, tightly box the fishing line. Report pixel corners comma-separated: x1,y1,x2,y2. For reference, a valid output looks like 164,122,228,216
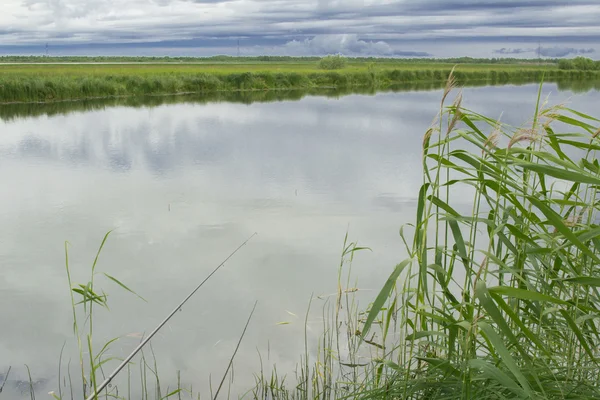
85,232,258,400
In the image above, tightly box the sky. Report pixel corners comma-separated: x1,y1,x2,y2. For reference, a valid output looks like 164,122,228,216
1,0,599,58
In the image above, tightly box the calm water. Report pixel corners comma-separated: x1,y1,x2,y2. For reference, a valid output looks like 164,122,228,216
1,84,599,398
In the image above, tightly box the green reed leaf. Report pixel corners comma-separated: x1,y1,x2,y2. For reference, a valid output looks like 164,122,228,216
361,259,411,340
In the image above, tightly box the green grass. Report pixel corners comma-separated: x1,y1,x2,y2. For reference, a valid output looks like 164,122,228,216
0,61,561,77
2,61,599,104
0,80,543,122
3,78,599,122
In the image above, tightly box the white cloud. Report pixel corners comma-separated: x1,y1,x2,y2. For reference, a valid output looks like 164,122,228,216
282,34,394,56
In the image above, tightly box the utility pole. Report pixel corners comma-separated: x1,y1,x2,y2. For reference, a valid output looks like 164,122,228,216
237,38,240,57
537,41,541,64
45,43,49,57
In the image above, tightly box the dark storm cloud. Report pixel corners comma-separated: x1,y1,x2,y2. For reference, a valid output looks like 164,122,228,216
1,0,599,57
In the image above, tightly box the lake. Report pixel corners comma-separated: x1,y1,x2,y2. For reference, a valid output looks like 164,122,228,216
1,83,599,399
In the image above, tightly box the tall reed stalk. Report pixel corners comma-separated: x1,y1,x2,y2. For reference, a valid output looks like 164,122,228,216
357,74,600,399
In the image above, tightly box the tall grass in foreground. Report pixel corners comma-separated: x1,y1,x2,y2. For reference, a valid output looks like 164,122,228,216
252,77,600,399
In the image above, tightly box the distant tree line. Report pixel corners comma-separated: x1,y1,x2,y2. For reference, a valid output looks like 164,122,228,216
0,55,561,64
558,57,600,71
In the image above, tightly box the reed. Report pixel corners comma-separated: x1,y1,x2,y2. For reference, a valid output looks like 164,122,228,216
249,75,600,399
2,62,599,104
59,231,156,400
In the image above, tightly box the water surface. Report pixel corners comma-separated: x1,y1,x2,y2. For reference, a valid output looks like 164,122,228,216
1,83,599,398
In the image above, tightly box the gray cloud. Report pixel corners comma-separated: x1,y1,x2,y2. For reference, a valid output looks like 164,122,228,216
494,48,531,55
540,47,595,57
391,50,432,57
1,0,600,57
494,46,596,57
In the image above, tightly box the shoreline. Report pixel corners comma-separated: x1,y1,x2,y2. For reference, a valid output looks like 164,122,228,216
2,66,600,104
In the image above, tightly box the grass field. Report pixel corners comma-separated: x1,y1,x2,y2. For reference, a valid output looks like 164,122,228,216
1,60,599,103
0,61,558,76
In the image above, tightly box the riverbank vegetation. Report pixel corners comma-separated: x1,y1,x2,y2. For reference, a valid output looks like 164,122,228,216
558,57,600,71
2,78,599,122
2,59,600,103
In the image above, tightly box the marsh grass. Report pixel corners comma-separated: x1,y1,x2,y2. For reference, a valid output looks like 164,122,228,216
249,74,600,399
248,236,390,400
2,79,599,122
0,81,487,121
2,62,599,103
379,74,600,399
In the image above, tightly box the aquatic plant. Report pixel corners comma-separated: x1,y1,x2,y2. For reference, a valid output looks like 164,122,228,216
250,74,600,399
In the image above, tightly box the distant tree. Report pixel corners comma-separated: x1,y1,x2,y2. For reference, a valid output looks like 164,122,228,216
318,54,348,70
572,56,596,70
558,59,575,70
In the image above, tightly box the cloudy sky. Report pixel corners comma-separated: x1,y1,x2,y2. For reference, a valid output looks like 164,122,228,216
1,0,599,58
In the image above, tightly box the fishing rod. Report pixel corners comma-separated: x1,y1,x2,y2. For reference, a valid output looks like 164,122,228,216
85,232,258,400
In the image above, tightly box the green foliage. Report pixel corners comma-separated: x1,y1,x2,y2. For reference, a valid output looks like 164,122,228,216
558,56,600,71
359,77,600,398
317,54,348,70
558,59,575,70
251,76,600,399
2,62,600,103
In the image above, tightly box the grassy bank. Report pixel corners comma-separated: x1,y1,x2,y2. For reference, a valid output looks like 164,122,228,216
2,62,599,103
2,78,599,122
0,80,540,121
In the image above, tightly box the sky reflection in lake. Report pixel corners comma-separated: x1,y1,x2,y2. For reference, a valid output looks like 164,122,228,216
1,83,599,398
